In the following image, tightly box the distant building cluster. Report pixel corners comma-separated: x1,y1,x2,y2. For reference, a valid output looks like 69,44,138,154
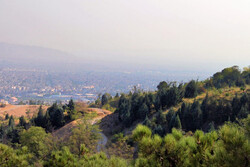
0,67,172,104
0,68,98,104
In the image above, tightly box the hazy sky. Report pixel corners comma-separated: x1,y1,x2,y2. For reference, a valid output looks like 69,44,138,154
0,0,249,71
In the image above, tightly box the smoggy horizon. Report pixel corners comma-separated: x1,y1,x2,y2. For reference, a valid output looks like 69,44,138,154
0,0,250,72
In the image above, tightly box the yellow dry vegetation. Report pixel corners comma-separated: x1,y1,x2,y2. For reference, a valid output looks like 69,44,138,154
163,85,250,114
0,104,49,118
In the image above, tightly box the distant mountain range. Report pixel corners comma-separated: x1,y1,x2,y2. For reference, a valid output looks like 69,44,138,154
0,42,82,71
0,42,150,72
0,42,210,81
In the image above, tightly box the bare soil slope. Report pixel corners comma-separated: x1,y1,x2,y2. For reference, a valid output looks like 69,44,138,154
53,108,112,140
0,104,48,118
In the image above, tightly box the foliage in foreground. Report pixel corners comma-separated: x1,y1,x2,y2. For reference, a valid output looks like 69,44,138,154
45,148,130,167
0,115,249,167
133,115,250,167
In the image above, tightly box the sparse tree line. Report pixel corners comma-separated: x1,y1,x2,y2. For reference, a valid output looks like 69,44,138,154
0,100,79,145
103,66,249,133
116,80,199,128
33,99,79,132
143,92,249,137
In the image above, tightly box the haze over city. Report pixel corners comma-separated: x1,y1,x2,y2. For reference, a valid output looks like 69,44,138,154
0,0,249,72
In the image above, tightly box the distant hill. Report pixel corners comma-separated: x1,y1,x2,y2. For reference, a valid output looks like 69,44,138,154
0,42,149,73
0,104,49,118
0,42,82,71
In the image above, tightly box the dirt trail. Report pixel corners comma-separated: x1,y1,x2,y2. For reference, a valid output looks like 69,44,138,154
88,108,110,152
53,108,111,152
89,114,108,152
97,132,108,152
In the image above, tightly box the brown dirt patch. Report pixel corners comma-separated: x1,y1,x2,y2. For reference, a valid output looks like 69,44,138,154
53,108,112,140
0,104,48,118
52,119,81,140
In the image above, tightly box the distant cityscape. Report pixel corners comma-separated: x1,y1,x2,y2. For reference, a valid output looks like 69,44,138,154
0,68,97,105
0,67,209,105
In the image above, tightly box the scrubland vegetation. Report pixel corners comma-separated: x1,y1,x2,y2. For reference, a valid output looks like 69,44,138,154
0,66,249,166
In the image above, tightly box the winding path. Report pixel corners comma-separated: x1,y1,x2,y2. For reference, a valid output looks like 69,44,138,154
97,132,108,152
89,109,109,152
53,108,111,152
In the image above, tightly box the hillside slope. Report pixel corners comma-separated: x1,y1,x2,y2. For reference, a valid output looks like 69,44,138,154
0,104,48,118
0,42,81,71
53,108,112,140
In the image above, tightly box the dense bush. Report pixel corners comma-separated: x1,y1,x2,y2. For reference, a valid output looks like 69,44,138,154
205,66,249,88
133,116,250,167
